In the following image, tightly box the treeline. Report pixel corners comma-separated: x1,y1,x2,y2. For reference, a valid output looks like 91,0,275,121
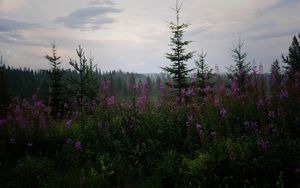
0,55,169,115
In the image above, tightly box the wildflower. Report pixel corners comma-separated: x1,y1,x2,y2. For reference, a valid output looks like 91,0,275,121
220,108,226,118
195,123,203,136
75,140,81,150
27,142,33,147
101,80,111,91
280,88,288,98
256,99,264,110
159,81,164,92
214,98,220,107
203,96,208,104
66,119,73,129
268,111,276,119
106,96,115,107
185,87,195,97
230,80,239,95
258,139,270,152
65,119,73,129
39,115,46,129
0,118,6,126
186,115,193,126
136,96,146,110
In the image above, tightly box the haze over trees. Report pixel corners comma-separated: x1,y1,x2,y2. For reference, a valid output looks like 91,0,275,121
0,0,300,187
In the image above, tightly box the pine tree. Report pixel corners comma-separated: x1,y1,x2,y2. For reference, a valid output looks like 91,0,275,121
195,50,212,90
227,38,251,90
162,0,194,99
282,34,300,76
68,45,98,110
45,43,64,118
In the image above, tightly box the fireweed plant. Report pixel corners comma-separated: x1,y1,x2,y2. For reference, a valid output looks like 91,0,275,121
0,4,300,188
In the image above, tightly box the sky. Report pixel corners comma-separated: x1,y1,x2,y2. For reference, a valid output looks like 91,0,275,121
0,0,299,73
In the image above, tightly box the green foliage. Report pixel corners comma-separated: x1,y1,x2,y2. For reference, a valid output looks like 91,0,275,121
162,0,194,98
67,45,99,109
45,43,65,118
0,55,10,114
227,38,252,90
282,33,300,76
14,155,56,187
195,50,213,90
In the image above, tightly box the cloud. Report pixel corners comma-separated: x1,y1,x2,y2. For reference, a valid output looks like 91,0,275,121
55,2,122,30
257,0,299,15
0,31,46,46
89,0,115,6
248,27,299,40
186,26,213,37
0,18,40,32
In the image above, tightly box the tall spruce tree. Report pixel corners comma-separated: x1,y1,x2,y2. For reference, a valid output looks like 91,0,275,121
45,43,64,118
68,45,98,110
162,0,194,99
227,38,251,90
195,50,212,90
282,34,300,76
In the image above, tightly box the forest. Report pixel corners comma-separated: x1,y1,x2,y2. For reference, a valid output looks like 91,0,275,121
1,1,300,187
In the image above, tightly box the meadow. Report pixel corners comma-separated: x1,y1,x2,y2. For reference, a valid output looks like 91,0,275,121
1,49,300,187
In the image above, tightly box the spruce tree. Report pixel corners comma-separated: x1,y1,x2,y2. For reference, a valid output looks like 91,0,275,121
162,0,194,99
68,45,98,110
45,43,64,118
195,50,212,90
282,34,300,76
227,38,251,90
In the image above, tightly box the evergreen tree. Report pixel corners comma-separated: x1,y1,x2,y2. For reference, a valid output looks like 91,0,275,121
227,38,251,90
0,55,10,114
282,34,300,76
195,50,212,90
68,45,98,110
45,43,64,118
271,59,281,81
162,0,194,99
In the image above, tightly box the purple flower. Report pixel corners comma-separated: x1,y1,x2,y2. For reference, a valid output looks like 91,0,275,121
258,139,270,152
39,115,46,129
101,80,111,91
214,98,220,107
230,80,239,94
106,96,115,107
65,119,73,129
75,140,81,150
159,82,164,92
195,123,203,136
280,88,288,98
256,99,264,110
268,111,276,119
137,96,146,110
27,142,33,147
185,87,195,97
186,115,193,126
220,108,226,118
0,118,6,127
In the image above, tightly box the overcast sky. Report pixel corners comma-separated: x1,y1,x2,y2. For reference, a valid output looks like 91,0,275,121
0,0,299,73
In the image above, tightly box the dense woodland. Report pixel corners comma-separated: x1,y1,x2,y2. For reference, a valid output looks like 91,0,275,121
0,2,300,187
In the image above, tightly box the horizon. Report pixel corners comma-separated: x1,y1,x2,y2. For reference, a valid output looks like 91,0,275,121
0,0,299,73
